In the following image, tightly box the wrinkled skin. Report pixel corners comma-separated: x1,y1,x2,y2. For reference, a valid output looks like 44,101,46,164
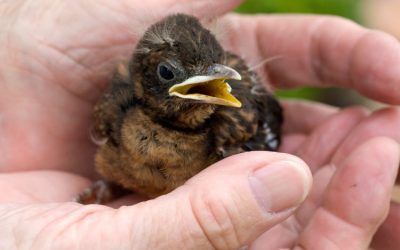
1,0,400,249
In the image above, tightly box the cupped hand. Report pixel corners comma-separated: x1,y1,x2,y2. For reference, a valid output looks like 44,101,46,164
256,102,400,250
1,0,400,249
2,103,400,249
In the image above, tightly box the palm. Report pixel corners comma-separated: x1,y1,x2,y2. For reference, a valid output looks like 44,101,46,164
1,1,142,176
0,0,242,176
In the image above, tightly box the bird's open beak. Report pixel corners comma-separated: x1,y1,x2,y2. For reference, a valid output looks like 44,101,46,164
168,64,242,108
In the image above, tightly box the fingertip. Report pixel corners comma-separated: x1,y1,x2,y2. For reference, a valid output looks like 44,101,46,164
361,136,400,170
359,133,400,161
249,158,312,212
342,136,400,183
350,30,400,104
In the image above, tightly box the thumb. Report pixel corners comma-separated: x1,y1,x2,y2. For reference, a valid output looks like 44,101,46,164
0,152,311,249
120,152,311,249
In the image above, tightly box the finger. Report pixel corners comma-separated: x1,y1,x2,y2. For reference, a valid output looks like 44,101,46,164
295,137,400,249
0,171,91,203
279,99,340,155
15,0,244,101
280,133,307,154
249,216,300,249
332,107,400,164
296,107,368,171
282,99,338,134
221,14,400,104
102,0,245,22
371,202,400,250
294,163,337,228
0,152,311,249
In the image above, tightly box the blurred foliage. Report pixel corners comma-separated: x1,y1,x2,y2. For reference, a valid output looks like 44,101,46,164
275,88,321,101
236,0,361,21
236,0,364,106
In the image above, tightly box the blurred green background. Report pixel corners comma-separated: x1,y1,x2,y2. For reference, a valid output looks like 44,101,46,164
237,0,361,20
235,0,367,107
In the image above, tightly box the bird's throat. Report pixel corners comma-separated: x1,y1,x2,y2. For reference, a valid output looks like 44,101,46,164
179,104,216,129
158,104,216,130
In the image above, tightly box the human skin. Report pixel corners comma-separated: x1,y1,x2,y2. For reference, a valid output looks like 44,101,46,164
1,0,400,249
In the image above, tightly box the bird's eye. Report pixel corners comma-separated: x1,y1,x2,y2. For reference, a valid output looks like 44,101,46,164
157,63,175,81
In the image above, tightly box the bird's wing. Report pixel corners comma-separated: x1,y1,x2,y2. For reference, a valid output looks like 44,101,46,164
242,90,282,151
91,63,138,146
211,53,283,157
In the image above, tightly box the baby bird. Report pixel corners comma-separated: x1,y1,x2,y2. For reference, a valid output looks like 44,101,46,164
78,14,283,203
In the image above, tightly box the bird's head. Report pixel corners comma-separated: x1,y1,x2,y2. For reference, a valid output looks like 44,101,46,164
130,14,242,120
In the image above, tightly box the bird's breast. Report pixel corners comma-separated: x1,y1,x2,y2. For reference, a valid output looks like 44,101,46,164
122,108,216,178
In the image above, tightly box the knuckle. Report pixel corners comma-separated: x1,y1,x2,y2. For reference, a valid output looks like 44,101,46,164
189,190,244,250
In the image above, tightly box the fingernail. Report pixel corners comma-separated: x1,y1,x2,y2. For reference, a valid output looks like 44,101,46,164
249,160,311,213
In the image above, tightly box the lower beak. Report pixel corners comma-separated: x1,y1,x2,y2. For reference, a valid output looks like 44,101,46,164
168,64,242,108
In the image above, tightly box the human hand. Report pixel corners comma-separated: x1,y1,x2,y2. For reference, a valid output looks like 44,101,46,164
224,12,400,249
259,102,400,250
2,104,399,249
0,0,243,176
1,0,400,249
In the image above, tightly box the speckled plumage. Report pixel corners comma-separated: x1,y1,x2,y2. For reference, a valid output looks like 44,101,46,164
78,14,282,202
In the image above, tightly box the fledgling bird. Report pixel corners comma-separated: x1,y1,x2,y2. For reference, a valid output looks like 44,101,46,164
77,14,283,204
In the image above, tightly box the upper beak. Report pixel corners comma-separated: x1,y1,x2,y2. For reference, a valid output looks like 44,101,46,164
168,64,242,108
